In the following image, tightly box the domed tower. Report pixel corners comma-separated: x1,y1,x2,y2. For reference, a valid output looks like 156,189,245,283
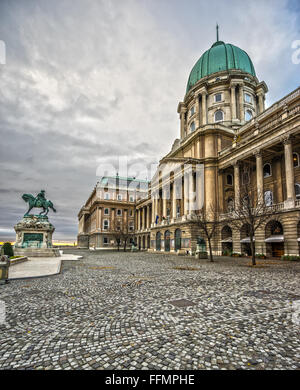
175,28,268,213
177,31,268,140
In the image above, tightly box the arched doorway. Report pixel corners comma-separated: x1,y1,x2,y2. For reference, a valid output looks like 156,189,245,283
240,224,254,256
265,221,284,258
164,231,171,252
221,226,232,255
175,229,181,252
156,232,161,251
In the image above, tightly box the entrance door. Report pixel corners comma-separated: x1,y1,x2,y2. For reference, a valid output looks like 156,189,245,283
272,243,284,258
165,231,170,252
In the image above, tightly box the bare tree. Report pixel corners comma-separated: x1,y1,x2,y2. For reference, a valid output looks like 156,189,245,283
194,204,219,262
112,217,132,252
225,164,276,266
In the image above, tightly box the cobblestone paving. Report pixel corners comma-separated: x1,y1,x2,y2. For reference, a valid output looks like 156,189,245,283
0,250,299,370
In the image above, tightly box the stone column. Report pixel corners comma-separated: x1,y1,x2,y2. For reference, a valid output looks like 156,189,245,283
274,157,283,203
239,84,244,122
201,92,207,126
152,194,155,224
137,209,140,231
234,162,240,208
172,183,177,219
162,188,167,219
184,172,189,215
196,165,204,211
284,137,295,207
258,92,265,114
255,151,264,202
188,171,195,214
180,111,186,139
195,94,201,128
147,205,151,228
231,85,237,120
218,170,224,213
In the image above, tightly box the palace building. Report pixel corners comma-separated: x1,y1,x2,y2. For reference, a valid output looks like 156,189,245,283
78,35,300,257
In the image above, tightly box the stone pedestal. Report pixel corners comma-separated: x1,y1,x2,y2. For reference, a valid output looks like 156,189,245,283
14,216,59,257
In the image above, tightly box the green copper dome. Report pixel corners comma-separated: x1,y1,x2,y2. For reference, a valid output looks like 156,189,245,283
186,41,256,92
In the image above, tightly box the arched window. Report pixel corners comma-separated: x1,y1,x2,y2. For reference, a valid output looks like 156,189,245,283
226,174,233,185
214,110,224,122
245,110,253,121
264,190,273,206
190,106,195,117
293,153,299,168
190,121,195,132
263,163,272,178
295,184,300,199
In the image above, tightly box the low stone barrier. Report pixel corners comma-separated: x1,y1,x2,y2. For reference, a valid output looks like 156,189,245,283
10,256,28,266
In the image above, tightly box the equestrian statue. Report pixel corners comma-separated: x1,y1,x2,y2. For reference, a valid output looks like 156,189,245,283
22,190,57,217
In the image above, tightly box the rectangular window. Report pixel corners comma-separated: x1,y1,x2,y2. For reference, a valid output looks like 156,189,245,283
244,93,252,103
215,93,222,102
129,196,134,202
117,209,122,216
103,220,109,230
117,194,122,201
104,193,110,200
104,208,109,215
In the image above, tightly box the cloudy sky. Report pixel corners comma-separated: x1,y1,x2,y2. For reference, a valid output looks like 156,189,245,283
0,0,299,241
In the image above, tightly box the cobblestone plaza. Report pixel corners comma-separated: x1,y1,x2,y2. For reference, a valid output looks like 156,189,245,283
0,250,299,370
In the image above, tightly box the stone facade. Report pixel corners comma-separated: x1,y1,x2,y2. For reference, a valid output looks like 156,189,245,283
78,38,300,258
77,176,149,249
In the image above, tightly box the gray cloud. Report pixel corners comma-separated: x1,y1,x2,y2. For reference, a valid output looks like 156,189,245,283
0,0,299,241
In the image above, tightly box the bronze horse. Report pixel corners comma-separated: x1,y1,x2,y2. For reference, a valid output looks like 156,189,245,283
22,194,56,216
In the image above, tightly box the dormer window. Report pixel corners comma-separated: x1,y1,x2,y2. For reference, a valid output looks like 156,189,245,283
214,110,224,122
215,93,222,102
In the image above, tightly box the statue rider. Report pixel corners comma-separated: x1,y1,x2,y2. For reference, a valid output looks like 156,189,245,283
35,190,46,207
